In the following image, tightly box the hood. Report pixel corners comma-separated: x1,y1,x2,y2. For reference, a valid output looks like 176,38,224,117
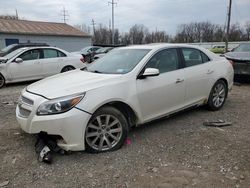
225,52,250,61
27,69,122,99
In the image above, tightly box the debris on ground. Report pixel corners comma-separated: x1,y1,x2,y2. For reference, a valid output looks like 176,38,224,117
35,132,65,164
125,138,132,145
234,82,241,86
203,120,232,127
0,181,9,187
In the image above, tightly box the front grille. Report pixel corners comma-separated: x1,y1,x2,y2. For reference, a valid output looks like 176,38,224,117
21,96,34,106
18,95,34,118
19,106,31,118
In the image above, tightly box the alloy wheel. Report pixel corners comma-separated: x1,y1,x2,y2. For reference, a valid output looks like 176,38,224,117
212,83,226,108
86,114,123,151
0,74,5,88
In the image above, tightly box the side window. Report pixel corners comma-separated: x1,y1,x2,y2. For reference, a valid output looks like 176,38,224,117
145,49,179,74
19,49,40,61
181,48,203,67
201,52,210,63
43,49,58,59
57,50,66,57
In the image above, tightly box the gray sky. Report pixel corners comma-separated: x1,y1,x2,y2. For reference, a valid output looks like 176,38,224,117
0,0,249,35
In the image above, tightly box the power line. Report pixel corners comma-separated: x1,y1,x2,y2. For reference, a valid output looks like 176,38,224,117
108,0,117,45
61,6,69,23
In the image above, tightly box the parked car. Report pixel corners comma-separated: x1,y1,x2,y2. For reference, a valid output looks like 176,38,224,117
16,44,233,153
93,47,114,60
225,43,250,80
209,45,226,54
0,46,85,88
73,46,101,63
0,43,49,57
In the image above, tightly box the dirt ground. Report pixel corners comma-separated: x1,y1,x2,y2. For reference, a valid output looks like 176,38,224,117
0,82,250,188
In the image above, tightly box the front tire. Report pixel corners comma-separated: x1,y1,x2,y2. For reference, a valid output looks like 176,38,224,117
207,80,228,111
85,106,129,153
0,74,5,88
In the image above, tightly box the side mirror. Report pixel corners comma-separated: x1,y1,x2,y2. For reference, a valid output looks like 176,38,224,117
15,58,23,63
138,68,159,79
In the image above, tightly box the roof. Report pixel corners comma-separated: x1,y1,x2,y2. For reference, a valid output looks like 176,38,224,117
0,19,91,37
121,43,220,60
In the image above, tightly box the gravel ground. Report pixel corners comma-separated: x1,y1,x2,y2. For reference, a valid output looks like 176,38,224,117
0,82,250,188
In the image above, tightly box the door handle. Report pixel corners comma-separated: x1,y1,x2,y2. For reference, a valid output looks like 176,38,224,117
207,70,214,74
176,78,184,84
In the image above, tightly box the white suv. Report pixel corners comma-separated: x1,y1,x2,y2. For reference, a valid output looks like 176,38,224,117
16,44,234,153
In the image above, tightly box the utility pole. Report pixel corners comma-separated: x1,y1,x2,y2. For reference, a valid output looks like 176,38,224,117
91,19,96,43
15,9,19,20
91,19,96,35
108,0,117,45
61,6,69,23
225,0,232,52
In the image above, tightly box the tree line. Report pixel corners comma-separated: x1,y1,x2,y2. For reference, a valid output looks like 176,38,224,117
76,21,250,45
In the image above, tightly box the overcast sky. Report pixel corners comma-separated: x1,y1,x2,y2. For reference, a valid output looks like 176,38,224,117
0,0,249,35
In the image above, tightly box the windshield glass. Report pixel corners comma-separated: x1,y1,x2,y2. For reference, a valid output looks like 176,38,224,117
0,44,17,53
95,47,111,53
80,47,91,53
233,44,250,52
4,48,25,59
87,48,151,74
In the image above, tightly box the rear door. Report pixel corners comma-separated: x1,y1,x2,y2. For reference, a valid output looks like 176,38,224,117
180,48,214,106
136,48,186,122
39,48,66,77
8,49,43,81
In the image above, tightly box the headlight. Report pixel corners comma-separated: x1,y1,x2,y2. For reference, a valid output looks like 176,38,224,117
37,93,85,115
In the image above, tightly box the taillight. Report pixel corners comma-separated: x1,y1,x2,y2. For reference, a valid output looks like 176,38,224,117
228,60,234,66
80,57,85,63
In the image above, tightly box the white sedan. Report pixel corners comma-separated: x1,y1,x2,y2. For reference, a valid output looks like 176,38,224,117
16,44,234,153
0,46,85,88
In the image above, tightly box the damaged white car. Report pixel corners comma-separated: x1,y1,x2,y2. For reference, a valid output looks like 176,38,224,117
16,44,234,153
0,46,85,88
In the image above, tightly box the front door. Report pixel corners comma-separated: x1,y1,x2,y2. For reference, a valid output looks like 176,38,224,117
8,49,43,81
136,48,186,122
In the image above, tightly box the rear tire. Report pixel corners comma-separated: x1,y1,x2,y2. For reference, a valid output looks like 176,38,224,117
85,106,129,153
207,80,228,111
0,74,5,88
61,66,75,73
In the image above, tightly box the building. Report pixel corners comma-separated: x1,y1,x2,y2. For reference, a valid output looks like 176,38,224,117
0,19,92,52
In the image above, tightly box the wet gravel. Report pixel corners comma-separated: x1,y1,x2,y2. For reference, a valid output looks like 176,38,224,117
0,82,250,188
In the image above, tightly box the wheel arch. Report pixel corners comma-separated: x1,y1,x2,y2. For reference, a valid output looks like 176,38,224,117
61,65,75,73
92,101,138,127
216,77,229,98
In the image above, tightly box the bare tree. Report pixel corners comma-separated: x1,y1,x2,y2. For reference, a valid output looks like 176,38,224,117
0,14,18,20
129,24,148,44
74,24,91,34
245,21,250,41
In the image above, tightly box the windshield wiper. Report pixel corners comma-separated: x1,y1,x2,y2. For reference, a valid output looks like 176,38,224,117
81,67,88,71
90,70,103,74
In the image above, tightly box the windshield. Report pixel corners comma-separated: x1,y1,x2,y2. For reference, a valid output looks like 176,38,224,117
80,47,91,53
95,47,111,53
0,44,17,53
233,44,250,52
4,48,25,59
87,48,151,74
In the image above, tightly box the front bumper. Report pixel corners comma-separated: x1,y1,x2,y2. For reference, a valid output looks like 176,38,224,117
16,91,92,151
